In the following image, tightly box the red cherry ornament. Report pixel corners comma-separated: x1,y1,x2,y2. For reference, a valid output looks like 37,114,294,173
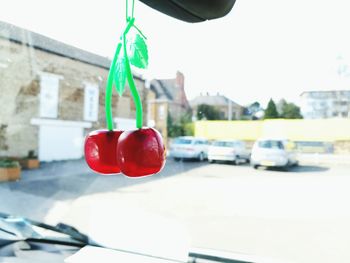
84,130,123,174
116,128,166,177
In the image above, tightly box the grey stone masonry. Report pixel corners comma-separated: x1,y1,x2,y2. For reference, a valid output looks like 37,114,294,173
0,21,152,158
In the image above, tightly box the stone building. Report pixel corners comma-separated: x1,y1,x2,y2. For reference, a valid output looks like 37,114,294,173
149,71,191,142
190,93,243,120
0,21,153,161
300,90,350,119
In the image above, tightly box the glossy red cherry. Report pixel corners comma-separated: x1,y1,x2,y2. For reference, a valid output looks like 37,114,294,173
116,128,166,177
84,130,123,174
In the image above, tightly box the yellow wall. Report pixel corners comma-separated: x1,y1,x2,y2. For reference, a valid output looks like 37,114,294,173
194,119,350,141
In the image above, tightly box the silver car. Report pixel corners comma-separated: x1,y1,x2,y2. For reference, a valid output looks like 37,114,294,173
208,140,250,164
170,136,209,161
251,139,298,169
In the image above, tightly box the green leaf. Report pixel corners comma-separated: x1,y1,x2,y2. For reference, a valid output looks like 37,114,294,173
126,33,148,69
114,54,127,96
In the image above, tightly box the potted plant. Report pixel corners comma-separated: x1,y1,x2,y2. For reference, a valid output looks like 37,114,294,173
0,158,21,182
19,150,39,170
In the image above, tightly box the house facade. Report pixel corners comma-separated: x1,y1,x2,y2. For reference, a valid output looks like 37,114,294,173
149,71,191,142
300,90,350,119
0,21,153,161
190,93,244,120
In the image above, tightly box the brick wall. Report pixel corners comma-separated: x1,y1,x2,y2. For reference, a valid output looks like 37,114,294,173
0,38,152,158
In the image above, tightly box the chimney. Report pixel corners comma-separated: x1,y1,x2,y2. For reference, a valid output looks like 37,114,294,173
176,71,184,88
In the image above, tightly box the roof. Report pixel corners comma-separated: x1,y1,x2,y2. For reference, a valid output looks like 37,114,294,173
0,21,112,69
174,136,207,140
149,75,191,109
212,139,242,142
190,94,241,108
150,79,175,100
0,20,142,82
300,90,350,96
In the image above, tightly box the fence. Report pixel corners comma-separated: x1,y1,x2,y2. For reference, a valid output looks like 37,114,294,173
194,119,350,142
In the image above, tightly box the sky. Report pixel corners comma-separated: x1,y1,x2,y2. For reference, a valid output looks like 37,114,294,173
1,0,350,107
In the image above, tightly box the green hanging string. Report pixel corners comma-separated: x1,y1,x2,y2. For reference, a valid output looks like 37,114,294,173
105,0,146,130
123,19,143,129
131,0,135,18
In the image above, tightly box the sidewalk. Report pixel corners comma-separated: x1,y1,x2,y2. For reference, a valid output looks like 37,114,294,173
298,153,350,165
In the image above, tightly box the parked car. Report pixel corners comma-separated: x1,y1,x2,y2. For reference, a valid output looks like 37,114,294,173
208,140,250,164
170,136,209,161
251,139,298,169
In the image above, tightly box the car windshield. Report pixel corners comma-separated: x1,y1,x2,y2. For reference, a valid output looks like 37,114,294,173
1,1,350,262
258,140,284,150
173,138,193,145
213,141,235,147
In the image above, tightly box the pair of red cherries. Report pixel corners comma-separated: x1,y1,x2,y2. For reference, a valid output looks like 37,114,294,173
84,127,166,177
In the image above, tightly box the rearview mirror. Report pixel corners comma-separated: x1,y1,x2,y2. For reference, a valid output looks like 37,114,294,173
139,0,236,23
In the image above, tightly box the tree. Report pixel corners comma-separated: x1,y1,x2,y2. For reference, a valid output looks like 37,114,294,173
277,99,303,119
281,102,303,119
243,101,264,120
196,104,223,120
264,99,279,119
250,101,261,110
277,99,287,116
167,111,194,138
167,113,183,138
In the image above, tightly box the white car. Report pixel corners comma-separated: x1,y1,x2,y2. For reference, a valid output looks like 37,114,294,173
170,136,209,161
251,139,298,169
208,140,250,164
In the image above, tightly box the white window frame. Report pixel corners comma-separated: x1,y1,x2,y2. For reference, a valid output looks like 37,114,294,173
38,72,63,118
83,82,99,122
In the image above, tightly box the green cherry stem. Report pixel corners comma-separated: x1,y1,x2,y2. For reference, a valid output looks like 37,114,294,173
123,19,143,129
125,0,128,21
105,1,143,130
105,18,135,131
105,42,122,131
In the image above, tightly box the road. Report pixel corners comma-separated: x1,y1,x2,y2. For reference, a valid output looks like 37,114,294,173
1,159,350,262
0,158,204,219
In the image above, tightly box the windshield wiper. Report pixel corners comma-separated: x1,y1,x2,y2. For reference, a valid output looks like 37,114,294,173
189,251,251,263
0,212,256,263
0,212,91,246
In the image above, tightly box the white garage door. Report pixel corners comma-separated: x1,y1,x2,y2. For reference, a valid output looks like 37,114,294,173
31,119,91,162
39,126,84,162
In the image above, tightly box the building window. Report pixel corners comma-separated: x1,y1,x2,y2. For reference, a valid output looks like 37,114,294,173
158,105,165,120
320,102,326,107
83,83,99,122
39,73,61,118
220,111,225,119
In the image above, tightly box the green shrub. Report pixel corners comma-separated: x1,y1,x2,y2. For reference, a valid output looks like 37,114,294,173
0,159,20,168
24,150,38,159
184,123,194,136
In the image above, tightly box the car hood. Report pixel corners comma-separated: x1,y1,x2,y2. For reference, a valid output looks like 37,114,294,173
50,193,190,262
